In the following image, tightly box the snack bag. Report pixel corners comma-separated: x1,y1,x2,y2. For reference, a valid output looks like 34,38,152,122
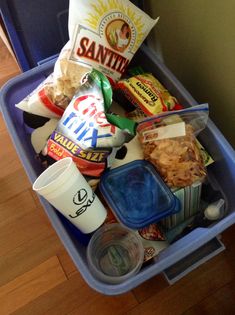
52,42,92,108
15,74,63,119
68,0,158,83
15,46,91,119
16,1,157,118
137,104,209,188
115,73,181,118
46,69,136,178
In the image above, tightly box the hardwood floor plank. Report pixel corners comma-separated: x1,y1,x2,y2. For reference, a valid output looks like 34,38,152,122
0,190,35,227
0,108,31,203
0,116,12,132
57,249,78,279
66,291,138,315
30,190,45,211
10,274,97,315
29,190,83,278
0,167,31,203
183,280,235,315
0,202,52,256
0,130,23,178
0,189,77,284
29,189,63,230
0,36,20,87
124,252,235,315
29,191,79,278
0,72,20,87
0,114,7,132
0,256,67,315
9,272,138,315
0,232,62,286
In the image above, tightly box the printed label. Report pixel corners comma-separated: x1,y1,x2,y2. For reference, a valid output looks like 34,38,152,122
69,0,157,83
143,122,186,142
70,20,135,82
60,94,116,148
48,131,110,177
117,74,176,116
67,0,158,81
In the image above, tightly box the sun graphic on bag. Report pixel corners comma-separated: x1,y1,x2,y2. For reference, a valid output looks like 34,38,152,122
84,0,146,53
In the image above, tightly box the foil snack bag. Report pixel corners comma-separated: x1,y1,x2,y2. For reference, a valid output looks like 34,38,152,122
68,0,158,83
46,70,135,178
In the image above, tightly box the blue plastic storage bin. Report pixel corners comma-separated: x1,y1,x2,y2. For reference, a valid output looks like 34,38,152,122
1,45,235,295
0,0,69,71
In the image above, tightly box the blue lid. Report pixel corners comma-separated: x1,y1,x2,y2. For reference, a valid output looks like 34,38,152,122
99,160,180,229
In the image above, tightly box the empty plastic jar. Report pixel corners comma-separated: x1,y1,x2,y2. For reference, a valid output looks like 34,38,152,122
87,223,144,284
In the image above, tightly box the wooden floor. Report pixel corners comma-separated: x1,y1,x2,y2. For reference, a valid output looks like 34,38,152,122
0,36,235,315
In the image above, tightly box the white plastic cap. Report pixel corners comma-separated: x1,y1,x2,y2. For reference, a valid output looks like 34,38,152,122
204,199,225,220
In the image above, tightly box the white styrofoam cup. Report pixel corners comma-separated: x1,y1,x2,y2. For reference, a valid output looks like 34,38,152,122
33,157,107,233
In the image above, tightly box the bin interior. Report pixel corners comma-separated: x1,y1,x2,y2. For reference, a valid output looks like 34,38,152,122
0,0,69,70
1,45,235,295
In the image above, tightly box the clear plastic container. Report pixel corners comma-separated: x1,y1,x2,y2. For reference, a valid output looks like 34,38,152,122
99,160,180,229
87,223,144,284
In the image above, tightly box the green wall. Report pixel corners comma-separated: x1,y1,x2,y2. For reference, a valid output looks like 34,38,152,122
145,0,235,148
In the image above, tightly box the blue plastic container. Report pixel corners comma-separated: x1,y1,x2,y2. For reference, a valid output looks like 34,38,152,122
99,160,180,229
1,45,235,295
0,0,69,71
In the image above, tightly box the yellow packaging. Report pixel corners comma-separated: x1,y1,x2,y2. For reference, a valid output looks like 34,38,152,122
116,73,178,116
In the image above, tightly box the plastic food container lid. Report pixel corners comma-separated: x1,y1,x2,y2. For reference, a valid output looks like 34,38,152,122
99,160,180,229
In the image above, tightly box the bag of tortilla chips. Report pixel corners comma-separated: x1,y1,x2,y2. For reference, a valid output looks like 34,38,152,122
16,0,158,118
68,0,158,83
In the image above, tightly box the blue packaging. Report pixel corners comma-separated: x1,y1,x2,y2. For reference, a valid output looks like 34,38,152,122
99,160,180,229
